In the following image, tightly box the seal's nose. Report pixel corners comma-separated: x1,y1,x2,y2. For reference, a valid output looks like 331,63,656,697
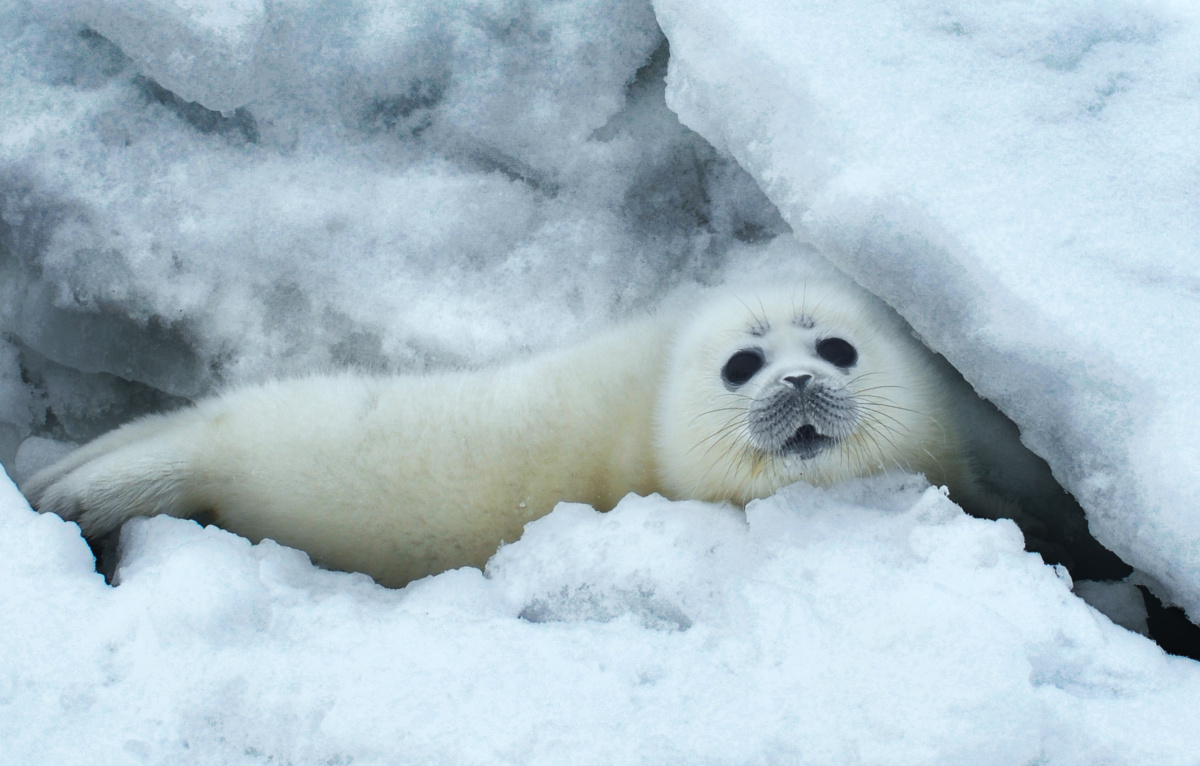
784,374,812,392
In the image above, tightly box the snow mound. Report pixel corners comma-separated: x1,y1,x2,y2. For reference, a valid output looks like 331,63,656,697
3,465,1198,763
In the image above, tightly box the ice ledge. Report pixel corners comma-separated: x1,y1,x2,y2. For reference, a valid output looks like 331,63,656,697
655,0,1200,619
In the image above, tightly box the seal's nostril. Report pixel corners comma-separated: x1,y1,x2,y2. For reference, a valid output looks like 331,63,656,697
784,374,812,392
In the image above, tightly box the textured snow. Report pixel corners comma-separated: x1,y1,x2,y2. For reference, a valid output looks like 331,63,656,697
4,465,1200,763
656,0,1200,619
0,0,782,420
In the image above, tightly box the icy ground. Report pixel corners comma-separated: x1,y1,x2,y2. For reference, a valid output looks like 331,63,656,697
2,0,1200,762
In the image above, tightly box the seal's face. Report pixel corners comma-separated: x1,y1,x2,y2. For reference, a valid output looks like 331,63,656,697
718,316,862,462
655,282,950,505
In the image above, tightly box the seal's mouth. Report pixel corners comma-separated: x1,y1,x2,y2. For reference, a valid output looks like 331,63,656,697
780,424,834,459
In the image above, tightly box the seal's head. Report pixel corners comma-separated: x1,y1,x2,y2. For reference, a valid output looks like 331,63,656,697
655,281,965,505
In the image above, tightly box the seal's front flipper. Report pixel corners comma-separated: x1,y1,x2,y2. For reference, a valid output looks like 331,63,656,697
21,411,204,538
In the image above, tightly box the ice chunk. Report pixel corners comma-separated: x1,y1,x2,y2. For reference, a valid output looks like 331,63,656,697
656,0,1200,620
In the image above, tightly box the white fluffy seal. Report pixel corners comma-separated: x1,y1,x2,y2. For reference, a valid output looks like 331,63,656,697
24,280,992,587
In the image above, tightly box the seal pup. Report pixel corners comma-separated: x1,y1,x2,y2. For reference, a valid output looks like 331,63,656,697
24,281,991,587
654,284,979,508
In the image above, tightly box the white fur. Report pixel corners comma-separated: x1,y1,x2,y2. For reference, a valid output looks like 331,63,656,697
654,283,972,504
24,281,985,587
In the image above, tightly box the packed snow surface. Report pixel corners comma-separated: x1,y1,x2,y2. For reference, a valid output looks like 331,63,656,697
3,0,1200,761
656,0,1200,618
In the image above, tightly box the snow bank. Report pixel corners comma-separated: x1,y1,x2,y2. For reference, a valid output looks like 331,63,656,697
655,0,1200,618
4,465,1198,764
0,0,785,466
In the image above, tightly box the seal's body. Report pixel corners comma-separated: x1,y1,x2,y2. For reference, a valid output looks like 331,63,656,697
25,282,989,587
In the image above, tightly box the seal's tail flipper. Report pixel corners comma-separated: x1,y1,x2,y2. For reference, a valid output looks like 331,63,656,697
21,412,203,538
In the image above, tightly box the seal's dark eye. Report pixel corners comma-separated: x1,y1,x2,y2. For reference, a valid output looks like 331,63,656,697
816,338,857,368
722,349,765,386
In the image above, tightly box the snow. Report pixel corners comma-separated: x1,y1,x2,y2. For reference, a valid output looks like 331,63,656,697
1,0,777,408
4,465,1200,763
655,0,1200,619
2,0,1200,760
